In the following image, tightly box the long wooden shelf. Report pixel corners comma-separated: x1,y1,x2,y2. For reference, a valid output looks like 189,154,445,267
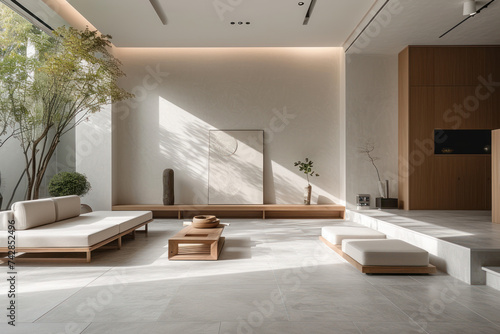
112,204,345,219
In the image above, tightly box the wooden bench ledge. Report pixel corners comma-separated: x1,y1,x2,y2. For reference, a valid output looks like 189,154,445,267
113,204,346,219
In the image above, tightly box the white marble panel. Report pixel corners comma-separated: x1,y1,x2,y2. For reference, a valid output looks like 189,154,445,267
208,130,263,204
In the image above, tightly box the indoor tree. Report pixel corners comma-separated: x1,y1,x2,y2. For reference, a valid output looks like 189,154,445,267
0,4,132,200
0,3,32,148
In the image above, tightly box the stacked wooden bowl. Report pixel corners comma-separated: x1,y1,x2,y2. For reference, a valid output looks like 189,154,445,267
192,215,220,228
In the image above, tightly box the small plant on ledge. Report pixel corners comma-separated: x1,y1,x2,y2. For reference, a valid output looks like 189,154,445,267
294,158,319,205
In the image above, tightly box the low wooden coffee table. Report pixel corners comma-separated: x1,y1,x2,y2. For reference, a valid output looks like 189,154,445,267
168,224,225,260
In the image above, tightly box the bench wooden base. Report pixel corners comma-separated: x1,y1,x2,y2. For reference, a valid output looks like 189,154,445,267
319,236,437,274
113,204,345,220
0,220,152,263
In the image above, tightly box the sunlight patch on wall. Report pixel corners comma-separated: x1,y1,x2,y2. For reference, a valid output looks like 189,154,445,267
158,97,212,204
270,161,342,205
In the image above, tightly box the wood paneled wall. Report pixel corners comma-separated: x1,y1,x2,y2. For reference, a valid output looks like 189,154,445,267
398,46,500,210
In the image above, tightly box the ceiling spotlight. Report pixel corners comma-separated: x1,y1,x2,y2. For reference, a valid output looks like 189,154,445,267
463,0,477,16
298,2,304,5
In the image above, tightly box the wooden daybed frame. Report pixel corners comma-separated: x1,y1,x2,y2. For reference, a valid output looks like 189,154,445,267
0,219,152,263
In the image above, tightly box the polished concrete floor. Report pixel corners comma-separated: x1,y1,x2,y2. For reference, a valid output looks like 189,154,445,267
2,219,500,334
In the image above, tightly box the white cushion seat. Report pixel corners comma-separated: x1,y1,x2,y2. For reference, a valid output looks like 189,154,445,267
321,226,386,245
0,211,14,230
84,211,153,233
9,214,120,248
0,211,152,248
342,239,429,267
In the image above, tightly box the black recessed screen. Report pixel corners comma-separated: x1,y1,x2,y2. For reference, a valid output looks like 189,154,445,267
434,129,491,155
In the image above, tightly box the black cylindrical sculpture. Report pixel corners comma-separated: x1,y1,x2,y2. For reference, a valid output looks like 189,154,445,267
163,169,175,205
0,171,3,210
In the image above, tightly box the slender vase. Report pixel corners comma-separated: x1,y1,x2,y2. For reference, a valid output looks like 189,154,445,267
377,180,389,198
304,184,312,205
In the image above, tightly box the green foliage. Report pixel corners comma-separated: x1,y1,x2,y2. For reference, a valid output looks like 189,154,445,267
48,172,91,197
294,158,319,184
0,3,133,199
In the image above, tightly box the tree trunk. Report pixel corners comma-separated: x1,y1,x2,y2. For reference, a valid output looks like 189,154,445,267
33,146,57,199
6,168,27,210
33,134,59,200
26,140,38,200
24,126,54,200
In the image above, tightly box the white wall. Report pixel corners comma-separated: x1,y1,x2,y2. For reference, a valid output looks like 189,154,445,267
346,54,399,209
76,105,112,211
113,47,345,205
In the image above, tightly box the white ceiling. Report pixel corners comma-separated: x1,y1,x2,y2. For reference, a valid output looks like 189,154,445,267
65,0,377,47
346,0,500,55
4,0,500,52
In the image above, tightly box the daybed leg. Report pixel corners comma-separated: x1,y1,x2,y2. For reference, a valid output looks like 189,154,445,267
145,223,148,234
86,251,91,263
117,237,122,249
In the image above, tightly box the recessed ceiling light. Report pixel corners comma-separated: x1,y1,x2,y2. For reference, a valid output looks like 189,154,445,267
298,2,304,5
230,21,250,26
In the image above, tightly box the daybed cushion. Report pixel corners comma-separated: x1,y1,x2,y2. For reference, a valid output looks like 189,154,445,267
0,211,14,230
321,226,386,244
0,210,153,248
12,215,119,248
11,198,56,230
52,195,81,221
83,211,152,233
342,239,429,267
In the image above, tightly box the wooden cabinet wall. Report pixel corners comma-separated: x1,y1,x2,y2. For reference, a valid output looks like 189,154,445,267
493,130,500,223
398,46,500,210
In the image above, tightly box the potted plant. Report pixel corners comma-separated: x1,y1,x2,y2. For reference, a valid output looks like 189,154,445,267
48,172,92,213
294,158,319,205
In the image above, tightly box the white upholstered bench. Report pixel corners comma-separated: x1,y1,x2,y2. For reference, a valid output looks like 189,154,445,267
0,196,153,262
320,225,436,274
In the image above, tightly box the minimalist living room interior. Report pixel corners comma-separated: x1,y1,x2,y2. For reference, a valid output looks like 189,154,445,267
1,0,500,333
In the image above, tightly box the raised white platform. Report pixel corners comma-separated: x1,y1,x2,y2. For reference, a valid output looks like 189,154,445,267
347,209,500,285
483,267,500,290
